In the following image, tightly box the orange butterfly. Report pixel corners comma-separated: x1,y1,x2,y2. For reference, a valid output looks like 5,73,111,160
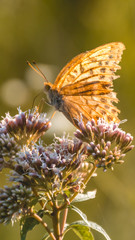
29,42,125,128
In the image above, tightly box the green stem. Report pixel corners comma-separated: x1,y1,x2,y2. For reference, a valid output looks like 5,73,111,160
69,164,97,203
83,164,97,185
52,207,62,240
60,208,68,236
32,187,44,208
59,164,97,211
31,211,56,240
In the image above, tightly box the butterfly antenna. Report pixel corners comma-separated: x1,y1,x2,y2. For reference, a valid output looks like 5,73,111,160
27,61,43,78
27,61,48,82
33,61,48,83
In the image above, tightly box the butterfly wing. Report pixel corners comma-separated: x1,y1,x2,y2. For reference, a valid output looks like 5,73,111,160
54,42,125,90
61,93,120,127
53,42,125,125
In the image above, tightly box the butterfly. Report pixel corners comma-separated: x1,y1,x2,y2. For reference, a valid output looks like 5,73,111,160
29,42,125,128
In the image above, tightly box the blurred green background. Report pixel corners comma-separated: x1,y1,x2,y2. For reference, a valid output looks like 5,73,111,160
0,0,135,239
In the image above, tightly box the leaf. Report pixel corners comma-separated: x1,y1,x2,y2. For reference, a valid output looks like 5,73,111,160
73,190,96,203
20,217,38,240
66,221,94,240
41,232,50,240
20,210,44,240
87,221,111,240
69,205,111,240
72,225,93,240
69,205,89,225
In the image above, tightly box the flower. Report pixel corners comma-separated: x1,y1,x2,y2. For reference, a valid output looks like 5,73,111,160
0,108,51,171
0,184,34,224
11,136,85,198
1,107,51,146
75,118,134,171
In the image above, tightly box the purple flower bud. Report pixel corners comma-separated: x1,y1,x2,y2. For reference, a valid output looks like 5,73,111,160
15,115,24,129
89,142,95,149
87,145,94,153
123,145,134,153
102,150,106,157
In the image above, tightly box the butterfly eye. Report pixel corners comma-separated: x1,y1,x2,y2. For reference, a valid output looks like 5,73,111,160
44,84,51,92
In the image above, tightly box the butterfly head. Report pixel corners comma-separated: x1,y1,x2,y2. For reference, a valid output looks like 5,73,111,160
44,82,63,110
44,82,53,105
44,82,52,92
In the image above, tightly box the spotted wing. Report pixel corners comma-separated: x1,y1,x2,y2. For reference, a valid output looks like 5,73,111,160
61,93,120,128
54,42,125,124
54,42,125,91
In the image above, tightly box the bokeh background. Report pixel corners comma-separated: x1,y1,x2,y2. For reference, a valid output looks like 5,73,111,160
0,0,135,239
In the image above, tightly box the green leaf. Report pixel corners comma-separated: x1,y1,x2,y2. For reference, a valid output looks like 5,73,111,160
69,205,111,240
69,205,89,225
41,232,50,240
66,221,94,240
20,210,44,240
73,190,96,203
87,221,111,240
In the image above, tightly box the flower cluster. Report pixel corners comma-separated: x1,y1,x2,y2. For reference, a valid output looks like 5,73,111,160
1,107,51,146
12,136,84,196
0,108,51,171
0,108,134,227
0,184,34,224
75,118,134,171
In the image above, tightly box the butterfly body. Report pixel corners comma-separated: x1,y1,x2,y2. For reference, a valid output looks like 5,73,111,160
43,42,125,127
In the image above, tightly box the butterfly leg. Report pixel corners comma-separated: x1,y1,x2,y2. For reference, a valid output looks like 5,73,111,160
37,98,47,113
50,111,56,120
31,91,43,109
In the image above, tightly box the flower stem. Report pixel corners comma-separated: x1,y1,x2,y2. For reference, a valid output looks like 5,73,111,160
58,164,97,212
32,187,44,208
69,164,97,203
31,211,56,240
60,208,68,236
52,207,62,240
83,164,97,185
